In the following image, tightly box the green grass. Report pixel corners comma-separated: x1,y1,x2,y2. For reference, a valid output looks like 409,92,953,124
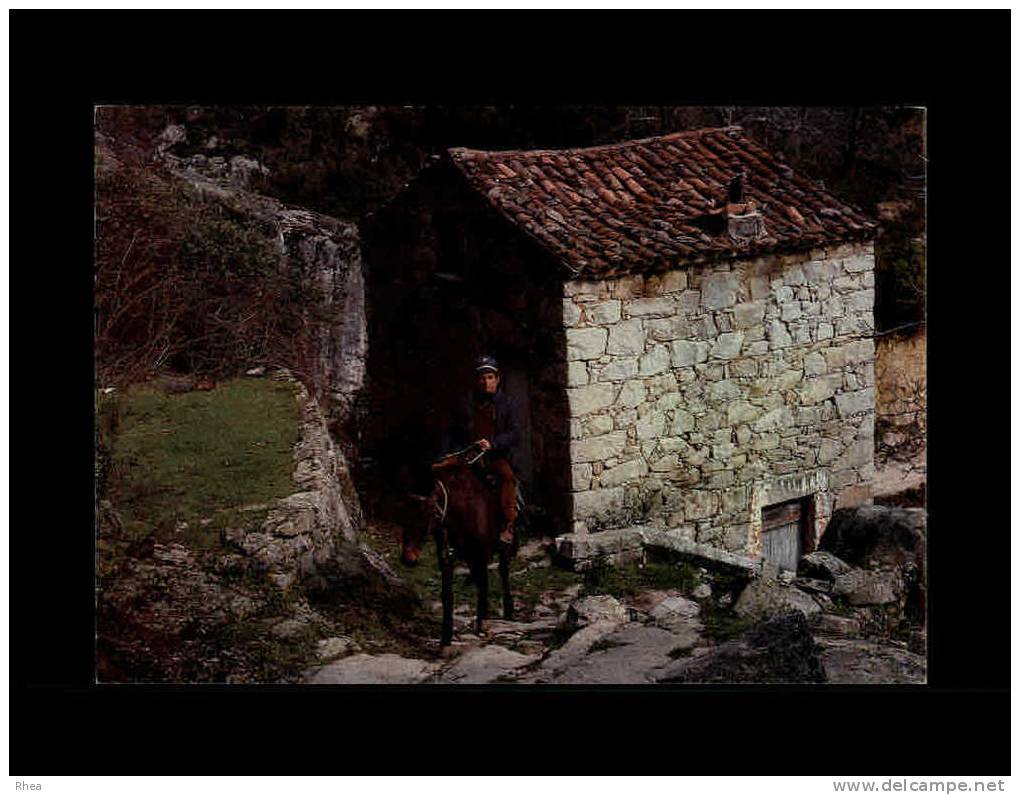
700,602,753,642
395,539,582,619
581,556,698,599
98,377,300,550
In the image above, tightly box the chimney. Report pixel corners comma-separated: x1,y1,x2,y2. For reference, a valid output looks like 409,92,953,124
726,162,766,241
729,165,745,204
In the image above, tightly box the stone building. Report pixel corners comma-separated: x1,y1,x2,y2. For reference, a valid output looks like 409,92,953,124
362,126,878,571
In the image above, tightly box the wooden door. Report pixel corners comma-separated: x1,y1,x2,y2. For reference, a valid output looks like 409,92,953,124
761,498,804,572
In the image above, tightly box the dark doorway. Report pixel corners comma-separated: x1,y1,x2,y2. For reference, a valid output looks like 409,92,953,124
358,168,572,532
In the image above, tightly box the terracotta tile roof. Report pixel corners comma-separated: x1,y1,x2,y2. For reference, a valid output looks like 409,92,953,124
448,127,878,278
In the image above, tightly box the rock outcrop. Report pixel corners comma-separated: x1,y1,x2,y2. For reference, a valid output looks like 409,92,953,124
656,611,827,684
819,505,926,622
155,128,398,599
820,505,926,571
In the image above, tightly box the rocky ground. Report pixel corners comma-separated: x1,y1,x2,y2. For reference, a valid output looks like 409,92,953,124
99,503,926,685
302,511,927,685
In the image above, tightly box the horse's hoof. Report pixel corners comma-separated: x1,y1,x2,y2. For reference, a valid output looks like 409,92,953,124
476,620,489,635
439,645,457,659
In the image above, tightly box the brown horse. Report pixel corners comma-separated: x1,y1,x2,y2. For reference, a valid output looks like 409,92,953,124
401,449,515,649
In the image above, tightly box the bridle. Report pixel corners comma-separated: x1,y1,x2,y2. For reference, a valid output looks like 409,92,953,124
431,477,454,564
432,478,449,524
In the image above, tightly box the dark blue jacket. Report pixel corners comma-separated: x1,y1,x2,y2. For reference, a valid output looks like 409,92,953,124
444,390,521,467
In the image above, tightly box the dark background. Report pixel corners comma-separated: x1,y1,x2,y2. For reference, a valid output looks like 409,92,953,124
10,10,1009,775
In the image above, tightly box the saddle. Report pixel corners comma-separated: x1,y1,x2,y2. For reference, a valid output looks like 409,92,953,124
434,443,526,512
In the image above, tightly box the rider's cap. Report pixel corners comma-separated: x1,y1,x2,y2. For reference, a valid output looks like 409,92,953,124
475,354,500,373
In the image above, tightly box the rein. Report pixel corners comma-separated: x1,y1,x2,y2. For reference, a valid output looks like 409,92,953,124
433,478,453,564
433,478,449,523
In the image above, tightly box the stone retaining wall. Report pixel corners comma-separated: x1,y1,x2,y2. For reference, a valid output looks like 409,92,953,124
562,242,876,558
236,374,403,593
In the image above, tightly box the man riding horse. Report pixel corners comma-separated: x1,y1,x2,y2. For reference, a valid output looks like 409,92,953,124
434,354,521,545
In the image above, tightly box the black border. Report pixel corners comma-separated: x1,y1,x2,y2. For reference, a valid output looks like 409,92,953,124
11,10,1010,775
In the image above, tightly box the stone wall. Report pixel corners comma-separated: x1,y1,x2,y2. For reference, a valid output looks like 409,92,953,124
236,374,403,593
562,242,876,558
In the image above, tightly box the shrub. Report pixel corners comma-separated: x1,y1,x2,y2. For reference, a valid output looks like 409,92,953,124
95,157,323,387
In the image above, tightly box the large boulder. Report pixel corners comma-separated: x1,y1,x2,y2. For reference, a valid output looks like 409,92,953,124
819,505,925,570
438,645,542,684
558,595,630,633
734,577,822,621
656,612,826,684
819,506,926,623
832,569,902,606
305,654,438,685
798,550,853,581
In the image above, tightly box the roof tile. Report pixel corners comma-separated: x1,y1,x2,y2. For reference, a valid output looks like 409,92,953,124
448,126,877,277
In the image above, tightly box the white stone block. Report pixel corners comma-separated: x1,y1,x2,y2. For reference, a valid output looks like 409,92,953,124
804,352,826,376
842,254,874,274
566,327,608,361
567,383,617,417
597,357,639,382
582,414,614,437
571,463,593,490
671,410,695,434
835,387,875,418
799,373,842,405
571,431,628,463
563,299,582,327
616,380,646,409
625,296,676,317
639,344,671,375
567,360,589,387
701,273,739,310
726,400,762,425
606,319,645,356
767,321,792,350
586,300,622,325
711,332,744,360
645,316,690,341
599,458,649,488
732,301,766,329
636,411,666,440
573,486,626,518
670,339,709,368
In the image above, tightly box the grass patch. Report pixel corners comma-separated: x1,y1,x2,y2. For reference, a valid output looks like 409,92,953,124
396,540,582,619
359,521,582,623
581,554,698,599
99,377,300,551
700,602,752,642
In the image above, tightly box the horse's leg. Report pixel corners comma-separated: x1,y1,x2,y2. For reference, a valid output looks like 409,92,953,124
473,557,489,634
499,543,513,620
440,546,454,650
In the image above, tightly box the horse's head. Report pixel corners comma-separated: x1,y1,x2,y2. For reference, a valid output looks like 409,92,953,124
401,488,442,567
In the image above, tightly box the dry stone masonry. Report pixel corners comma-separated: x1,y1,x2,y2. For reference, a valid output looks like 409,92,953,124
562,241,876,558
